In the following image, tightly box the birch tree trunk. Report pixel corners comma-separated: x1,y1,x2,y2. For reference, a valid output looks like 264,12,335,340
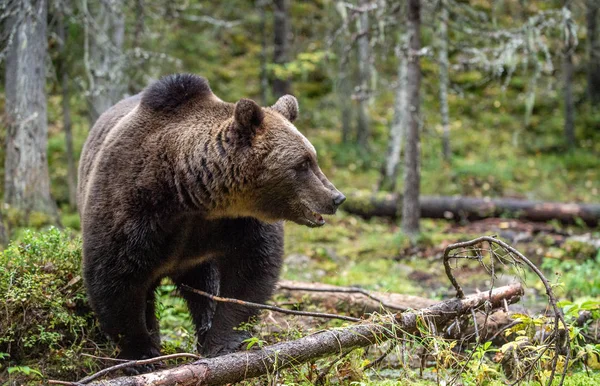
4,0,58,219
438,0,451,162
272,0,291,98
57,9,77,210
83,0,126,125
378,40,407,192
587,0,600,106
355,0,370,150
401,0,422,235
336,4,353,143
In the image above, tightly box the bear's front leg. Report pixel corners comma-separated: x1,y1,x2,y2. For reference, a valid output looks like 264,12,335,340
85,270,161,360
199,222,283,357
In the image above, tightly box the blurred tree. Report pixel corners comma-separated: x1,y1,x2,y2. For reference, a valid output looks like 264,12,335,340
587,0,600,106
332,1,354,143
273,0,291,97
402,0,421,235
56,7,77,210
438,0,450,162
338,52,354,144
521,2,540,137
259,0,270,105
3,0,58,220
563,3,577,149
355,0,371,151
378,36,407,192
82,0,126,124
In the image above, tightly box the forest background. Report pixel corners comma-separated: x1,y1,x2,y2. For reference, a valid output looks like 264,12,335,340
1,0,600,385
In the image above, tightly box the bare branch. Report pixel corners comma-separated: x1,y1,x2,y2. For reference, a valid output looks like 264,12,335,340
180,284,362,323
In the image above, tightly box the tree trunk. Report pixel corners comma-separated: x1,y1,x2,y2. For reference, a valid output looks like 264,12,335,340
272,0,291,98
57,9,77,210
4,0,58,219
401,0,422,235
438,0,451,162
339,64,354,143
355,0,370,150
133,0,145,49
563,3,576,149
87,284,523,386
342,191,600,227
259,0,269,105
587,0,600,106
83,0,126,125
378,39,407,192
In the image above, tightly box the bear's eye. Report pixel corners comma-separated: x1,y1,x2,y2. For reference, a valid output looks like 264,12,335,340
296,160,310,171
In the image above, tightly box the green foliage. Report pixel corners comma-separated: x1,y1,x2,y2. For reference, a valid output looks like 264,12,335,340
542,249,600,298
0,228,112,383
155,281,195,351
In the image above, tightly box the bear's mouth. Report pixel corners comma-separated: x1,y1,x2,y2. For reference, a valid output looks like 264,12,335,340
300,205,326,227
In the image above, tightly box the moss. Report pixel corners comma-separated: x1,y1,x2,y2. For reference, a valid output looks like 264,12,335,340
0,228,114,384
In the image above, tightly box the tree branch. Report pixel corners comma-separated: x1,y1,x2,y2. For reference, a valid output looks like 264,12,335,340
85,284,523,385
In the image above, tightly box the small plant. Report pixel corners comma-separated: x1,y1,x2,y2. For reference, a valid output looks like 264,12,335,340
243,336,267,350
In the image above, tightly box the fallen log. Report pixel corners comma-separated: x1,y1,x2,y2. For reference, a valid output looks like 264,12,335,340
87,284,523,386
343,191,600,226
277,280,438,314
277,281,514,344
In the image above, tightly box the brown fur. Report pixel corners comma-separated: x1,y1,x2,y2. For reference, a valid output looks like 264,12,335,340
78,74,344,360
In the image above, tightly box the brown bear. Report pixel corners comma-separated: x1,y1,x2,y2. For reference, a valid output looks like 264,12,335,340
77,74,345,360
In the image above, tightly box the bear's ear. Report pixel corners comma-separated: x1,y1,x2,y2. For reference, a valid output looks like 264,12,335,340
234,99,265,142
271,95,299,122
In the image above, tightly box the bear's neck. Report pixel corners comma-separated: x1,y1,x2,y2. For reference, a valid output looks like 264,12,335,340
172,119,256,216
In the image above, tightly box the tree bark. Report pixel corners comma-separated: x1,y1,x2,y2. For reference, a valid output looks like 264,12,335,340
272,0,291,98
402,0,422,235
438,0,451,161
378,39,407,192
587,0,600,106
88,284,523,386
83,0,126,125
355,0,371,150
57,9,77,210
343,191,600,227
4,0,58,219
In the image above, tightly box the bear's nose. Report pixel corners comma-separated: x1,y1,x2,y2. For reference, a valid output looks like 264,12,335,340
333,193,346,207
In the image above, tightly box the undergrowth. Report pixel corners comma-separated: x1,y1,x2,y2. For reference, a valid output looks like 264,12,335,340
0,228,113,385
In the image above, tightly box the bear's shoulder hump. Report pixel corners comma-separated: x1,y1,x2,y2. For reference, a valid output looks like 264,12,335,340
141,74,213,114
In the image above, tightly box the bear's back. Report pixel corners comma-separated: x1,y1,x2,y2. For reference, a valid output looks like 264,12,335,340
77,94,143,216
77,74,230,223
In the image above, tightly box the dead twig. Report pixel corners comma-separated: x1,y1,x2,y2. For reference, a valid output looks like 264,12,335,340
277,282,408,312
443,235,570,386
180,284,361,323
363,342,397,370
50,353,201,385
315,348,355,385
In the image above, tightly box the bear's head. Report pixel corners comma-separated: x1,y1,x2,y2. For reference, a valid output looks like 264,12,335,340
230,95,345,227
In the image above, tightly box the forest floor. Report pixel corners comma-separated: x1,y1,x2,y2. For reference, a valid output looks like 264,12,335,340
151,211,600,385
